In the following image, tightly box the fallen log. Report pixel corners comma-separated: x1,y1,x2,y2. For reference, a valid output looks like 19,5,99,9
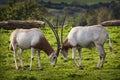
0,20,45,30
101,20,120,26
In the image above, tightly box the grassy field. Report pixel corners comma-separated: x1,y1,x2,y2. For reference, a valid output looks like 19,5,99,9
0,26,120,80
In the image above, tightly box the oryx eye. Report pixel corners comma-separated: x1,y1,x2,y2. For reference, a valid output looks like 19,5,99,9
53,56,56,60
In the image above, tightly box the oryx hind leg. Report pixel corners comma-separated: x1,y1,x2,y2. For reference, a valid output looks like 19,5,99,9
78,48,83,69
95,43,106,69
30,48,35,70
13,44,18,70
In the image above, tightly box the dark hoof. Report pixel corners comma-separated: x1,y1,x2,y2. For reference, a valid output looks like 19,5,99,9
95,67,100,70
39,68,43,71
64,60,68,62
78,66,83,70
61,57,63,59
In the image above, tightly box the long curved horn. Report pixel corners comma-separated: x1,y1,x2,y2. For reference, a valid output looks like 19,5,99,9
42,17,60,57
61,14,66,44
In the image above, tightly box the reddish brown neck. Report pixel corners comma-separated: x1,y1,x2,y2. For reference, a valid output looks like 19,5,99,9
62,38,73,50
32,37,54,56
41,37,54,56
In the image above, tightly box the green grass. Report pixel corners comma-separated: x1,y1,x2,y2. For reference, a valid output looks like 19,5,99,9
0,26,120,80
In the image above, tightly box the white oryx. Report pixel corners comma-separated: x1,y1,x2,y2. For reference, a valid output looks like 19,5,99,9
61,25,113,69
10,28,58,70
10,28,60,70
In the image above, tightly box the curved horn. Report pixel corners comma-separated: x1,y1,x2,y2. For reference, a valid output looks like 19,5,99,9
61,14,66,44
42,17,60,57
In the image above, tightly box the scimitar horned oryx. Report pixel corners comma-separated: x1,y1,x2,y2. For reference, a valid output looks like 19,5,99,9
9,18,60,70
61,25,113,69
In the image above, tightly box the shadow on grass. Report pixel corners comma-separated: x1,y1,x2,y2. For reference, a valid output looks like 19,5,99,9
68,73,81,78
14,75,37,80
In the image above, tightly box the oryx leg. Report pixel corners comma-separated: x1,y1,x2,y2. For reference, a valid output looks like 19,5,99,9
72,48,79,67
30,48,35,70
100,46,106,68
95,43,106,69
72,48,76,59
73,47,83,69
13,44,18,70
18,48,24,70
78,48,83,69
37,50,43,70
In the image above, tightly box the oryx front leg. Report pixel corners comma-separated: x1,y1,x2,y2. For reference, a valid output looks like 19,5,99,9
72,48,78,66
18,48,24,70
37,50,43,70
73,48,79,67
72,48,76,59
96,44,106,69
73,48,82,69
30,48,35,70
